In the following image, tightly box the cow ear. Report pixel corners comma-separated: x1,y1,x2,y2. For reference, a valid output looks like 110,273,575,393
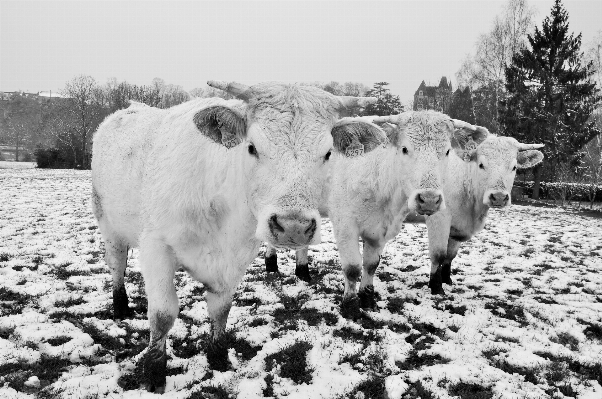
331,119,388,157
517,150,544,170
193,106,247,149
451,124,490,162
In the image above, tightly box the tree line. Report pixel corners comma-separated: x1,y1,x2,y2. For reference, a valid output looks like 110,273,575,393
0,79,403,169
453,0,601,197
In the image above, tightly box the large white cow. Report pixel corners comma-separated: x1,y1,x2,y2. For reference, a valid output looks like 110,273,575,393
91,81,387,392
408,122,544,295
326,111,487,318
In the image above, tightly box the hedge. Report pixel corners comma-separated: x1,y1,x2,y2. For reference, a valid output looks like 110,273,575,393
514,180,602,202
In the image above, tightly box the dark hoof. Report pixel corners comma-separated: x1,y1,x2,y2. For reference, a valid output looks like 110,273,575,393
429,272,445,295
358,285,379,310
441,263,453,285
340,295,362,320
140,345,167,393
113,286,133,320
206,339,230,372
442,275,453,285
295,264,311,283
265,254,278,273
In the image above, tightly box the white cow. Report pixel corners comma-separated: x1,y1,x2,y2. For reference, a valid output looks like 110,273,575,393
91,81,387,392
407,122,544,295
326,111,486,318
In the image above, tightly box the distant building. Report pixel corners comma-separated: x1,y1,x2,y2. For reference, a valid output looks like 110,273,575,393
413,77,453,113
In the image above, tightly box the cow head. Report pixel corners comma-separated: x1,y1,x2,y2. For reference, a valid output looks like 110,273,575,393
195,81,387,249
369,111,488,215
453,122,544,208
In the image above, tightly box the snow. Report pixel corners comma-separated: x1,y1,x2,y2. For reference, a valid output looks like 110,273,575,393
1,168,602,398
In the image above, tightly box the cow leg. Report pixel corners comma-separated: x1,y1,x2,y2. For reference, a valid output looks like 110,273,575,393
358,240,383,310
205,289,234,371
264,244,278,273
138,236,178,394
101,231,131,320
336,234,362,320
425,213,451,296
295,248,311,283
442,239,461,285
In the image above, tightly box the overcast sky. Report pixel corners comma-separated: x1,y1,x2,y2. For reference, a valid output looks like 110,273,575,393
1,0,601,103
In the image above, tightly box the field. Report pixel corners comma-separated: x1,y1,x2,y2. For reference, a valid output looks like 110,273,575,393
1,168,601,399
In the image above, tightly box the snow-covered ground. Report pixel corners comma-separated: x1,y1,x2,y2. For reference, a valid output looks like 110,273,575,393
1,169,601,399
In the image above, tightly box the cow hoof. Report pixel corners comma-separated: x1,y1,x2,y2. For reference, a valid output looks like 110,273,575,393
113,287,133,320
265,254,279,273
358,286,378,310
442,275,453,285
142,382,165,394
140,345,167,393
340,295,361,320
430,285,446,295
295,264,311,283
206,339,230,372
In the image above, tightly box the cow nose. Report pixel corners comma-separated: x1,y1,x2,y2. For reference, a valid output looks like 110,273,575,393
268,214,317,246
416,192,443,215
489,192,509,207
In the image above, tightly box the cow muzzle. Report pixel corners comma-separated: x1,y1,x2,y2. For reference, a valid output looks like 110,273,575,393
267,212,319,248
486,191,509,208
413,190,444,216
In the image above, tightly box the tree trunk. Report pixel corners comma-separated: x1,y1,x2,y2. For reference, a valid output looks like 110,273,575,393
15,143,19,162
532,165,542,200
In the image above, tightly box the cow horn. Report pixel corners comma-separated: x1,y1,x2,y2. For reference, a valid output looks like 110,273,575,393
337,96,377,110
366,113,412,125
452,119,477,131
517,143,545,151
207,81,253,101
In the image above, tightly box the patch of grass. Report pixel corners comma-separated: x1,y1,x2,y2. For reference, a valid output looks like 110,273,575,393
264,341,313,385
0,287,32,315
484,300,528,326
488,357,539,384
583,321,602,341
444,303,467,316
505,288,524,296
448,382,494,399
386,297,406,313
396,349,449,370
333,326,381,342
171,336,201,359
0,252,12,262
551,331,580,351
248,317,269,327
54,296,85,308
1,354,72,391
405,380,436,399
46,336,72,346
348,376,387,399
263,374,275,397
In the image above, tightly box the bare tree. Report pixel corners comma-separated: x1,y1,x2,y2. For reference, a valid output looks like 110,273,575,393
583,109,602,208
585,30,602,89
456,0,535,131
59,75,106,168
2,93,39,161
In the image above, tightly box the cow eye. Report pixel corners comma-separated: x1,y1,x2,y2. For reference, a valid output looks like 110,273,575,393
402,146,409,155
324,150,332,161
445,149,450,157
248,144,257,157
512,165,517,171
479,163,485,169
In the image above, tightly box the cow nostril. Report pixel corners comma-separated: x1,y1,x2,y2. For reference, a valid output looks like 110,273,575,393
305,219,317,235
504,194,509,201
269,214,285,233
435,195,442,205
417,194,425,204
490,193,497,203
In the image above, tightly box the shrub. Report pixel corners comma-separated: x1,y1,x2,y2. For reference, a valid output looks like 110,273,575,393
34,147,67,169
514,181,602,202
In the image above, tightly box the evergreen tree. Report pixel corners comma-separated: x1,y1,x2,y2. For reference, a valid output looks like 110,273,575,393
449,87,476,124
500,0,600,182
361,82,403,116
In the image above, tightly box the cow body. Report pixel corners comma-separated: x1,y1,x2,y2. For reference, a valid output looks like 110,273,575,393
91,82,386,392
413,133,544,294
325,112,487,317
